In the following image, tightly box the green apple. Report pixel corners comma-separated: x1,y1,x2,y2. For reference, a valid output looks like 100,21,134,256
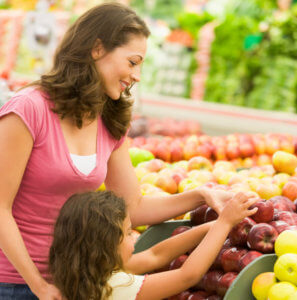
274,254,297,285
275,230,297,257
252,272,277,300
129,147,154,167
267,282,297,300
288,291,297,300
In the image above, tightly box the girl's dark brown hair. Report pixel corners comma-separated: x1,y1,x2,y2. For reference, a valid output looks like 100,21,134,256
49,190,127,300
32,2,150,139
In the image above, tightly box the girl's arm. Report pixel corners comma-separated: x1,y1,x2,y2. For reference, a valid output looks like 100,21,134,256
125,221,214,275
0,114,62,300
105,140,233,227
135,193,258,300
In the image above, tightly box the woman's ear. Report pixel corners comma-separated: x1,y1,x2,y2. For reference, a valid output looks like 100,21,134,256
91,39,105,60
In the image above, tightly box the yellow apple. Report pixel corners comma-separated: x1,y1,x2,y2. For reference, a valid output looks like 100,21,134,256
252,272,277,300
187,170,215,184
272,151,297,175
187,156,213,171
288,291,297,300
273,173,291,188
178,178,202,193
135,167,150,181
140,172,158,185
267,282,297,300
213,160,235,171
274,253,297,285
256,183,282,200
275,230,297,257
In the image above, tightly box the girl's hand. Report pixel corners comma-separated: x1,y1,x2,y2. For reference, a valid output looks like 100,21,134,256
34,282,64,300
199,187,234,214
219,192,258,227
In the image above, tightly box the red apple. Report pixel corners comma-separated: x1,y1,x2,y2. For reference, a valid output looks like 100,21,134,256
228,217,256,246
216,272,238,296
203,270,224,294
238,251,263,271
145,158,165,172
211,239,232,270
190,205,209,226
204,207,218,222
171,226,191,237
155,142,171,162
282,180,297,201
168,290,191,300
269,220,290,234
247,223,278,253
273,211,297,226
269,196,296,212
226,143,241,160
249,200,274,223
221,247,248,273
155,175,178,194
169,255,188,270
188,291,210,300
239,142,255,158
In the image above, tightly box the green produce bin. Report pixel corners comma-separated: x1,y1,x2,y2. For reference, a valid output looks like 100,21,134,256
134,220,278,300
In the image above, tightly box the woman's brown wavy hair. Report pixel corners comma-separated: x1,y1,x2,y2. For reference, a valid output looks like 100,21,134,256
32,2,150,139
49,190,127,299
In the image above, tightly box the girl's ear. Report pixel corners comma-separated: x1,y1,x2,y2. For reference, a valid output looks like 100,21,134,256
91,39,105,60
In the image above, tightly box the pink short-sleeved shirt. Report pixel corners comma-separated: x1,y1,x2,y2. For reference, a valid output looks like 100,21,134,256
0,87,126,283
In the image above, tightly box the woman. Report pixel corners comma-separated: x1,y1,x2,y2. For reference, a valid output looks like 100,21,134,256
0,3,232,299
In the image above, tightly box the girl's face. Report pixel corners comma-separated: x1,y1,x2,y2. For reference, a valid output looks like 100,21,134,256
118,216,136,264
92,35,147,100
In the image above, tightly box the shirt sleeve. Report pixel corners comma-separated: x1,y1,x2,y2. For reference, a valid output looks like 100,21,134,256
0,95,41,142
108,271,147,300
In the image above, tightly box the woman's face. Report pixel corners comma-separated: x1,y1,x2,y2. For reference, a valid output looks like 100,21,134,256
118,216,137,264
93,35,147,100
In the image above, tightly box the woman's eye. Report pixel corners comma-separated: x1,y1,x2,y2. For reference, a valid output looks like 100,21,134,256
129,61,137,66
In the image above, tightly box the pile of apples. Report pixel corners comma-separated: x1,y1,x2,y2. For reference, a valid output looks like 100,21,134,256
252,230,297,300
129,133,297,164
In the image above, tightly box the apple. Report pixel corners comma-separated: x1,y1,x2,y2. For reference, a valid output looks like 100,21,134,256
213,145,227,161
129,147,154,167
268,282,297,300
170,143,184,162
221,247,248,273
273,173,291,188
256,183,282,200
239,142,255,158
275,230,297,257
247,223,278,253
190,204,209,226
269,196,296,212
178,178,202,193
272,151,297,175
213,160,235,171
171,226,191,237
211,239,232,270
288,291,297,300
140,172,158,185
274,253,297,285
203,270,224,294
168,291,191,300
206,296,222,300
269,220,290,234
196,144,213,160
228,217,256,246
187,170,216,184
188,291,210,300
171,169,187,185
169,254,188,270
257,154,272,166
239,251,263,271
204,207,218,222
188,156,213,171
226,143,240,160
145,158,165,172
183,141,199,160
273,211,297,226
249,200,274,223
252,272,277,300
216,272,238,297
155,175,178,194
282,181,297,201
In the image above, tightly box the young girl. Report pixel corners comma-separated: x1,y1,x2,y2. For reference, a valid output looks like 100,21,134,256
49,190,258,300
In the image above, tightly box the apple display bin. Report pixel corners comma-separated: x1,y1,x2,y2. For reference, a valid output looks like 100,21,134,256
134,220,278,300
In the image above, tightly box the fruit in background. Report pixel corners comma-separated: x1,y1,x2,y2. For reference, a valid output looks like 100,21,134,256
256,183,282,200
183,141,199,160
128,147,154,167
221,247,248,273
172,160,189,171
265,138,280,155
239,251,263,271
171,226,191,237
203,270,224,294
270,196,296,212
213,145,227,161
211,239,232,269
178,178,202,193
140,172,158,185
273,173,291,188
168,290,191,300
249,200,274,223
187,170,216,184
216,272,238,297
269,220,290,234
288,291,297,300
247,223,278,253
170,142,184,162
282,180,297,201
135,167,150,182
228,217,256,246
171,169,187,185
279,138,295,154
272,151,297,175
196,143,213,160
239,142,255,158
267,282,297,300
226,143,241,160
274,211,297,226
274,253,297,285
204,207,218,222
155,175,178,194
252,272,277,300
275,230,297,257
257,154,272,166
169,254,188,270
215,170,236,185
145,158,166,172
155,142,172,162
190,204,209,226
188,156,213,171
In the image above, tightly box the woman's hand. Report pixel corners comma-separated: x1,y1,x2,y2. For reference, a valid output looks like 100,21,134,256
198,187,234,214
33,282,64,300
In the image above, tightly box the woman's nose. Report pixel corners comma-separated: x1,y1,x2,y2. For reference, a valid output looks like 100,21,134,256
131,68,141,82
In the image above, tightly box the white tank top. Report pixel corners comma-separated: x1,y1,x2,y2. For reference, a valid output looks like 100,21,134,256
70,153,96,175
